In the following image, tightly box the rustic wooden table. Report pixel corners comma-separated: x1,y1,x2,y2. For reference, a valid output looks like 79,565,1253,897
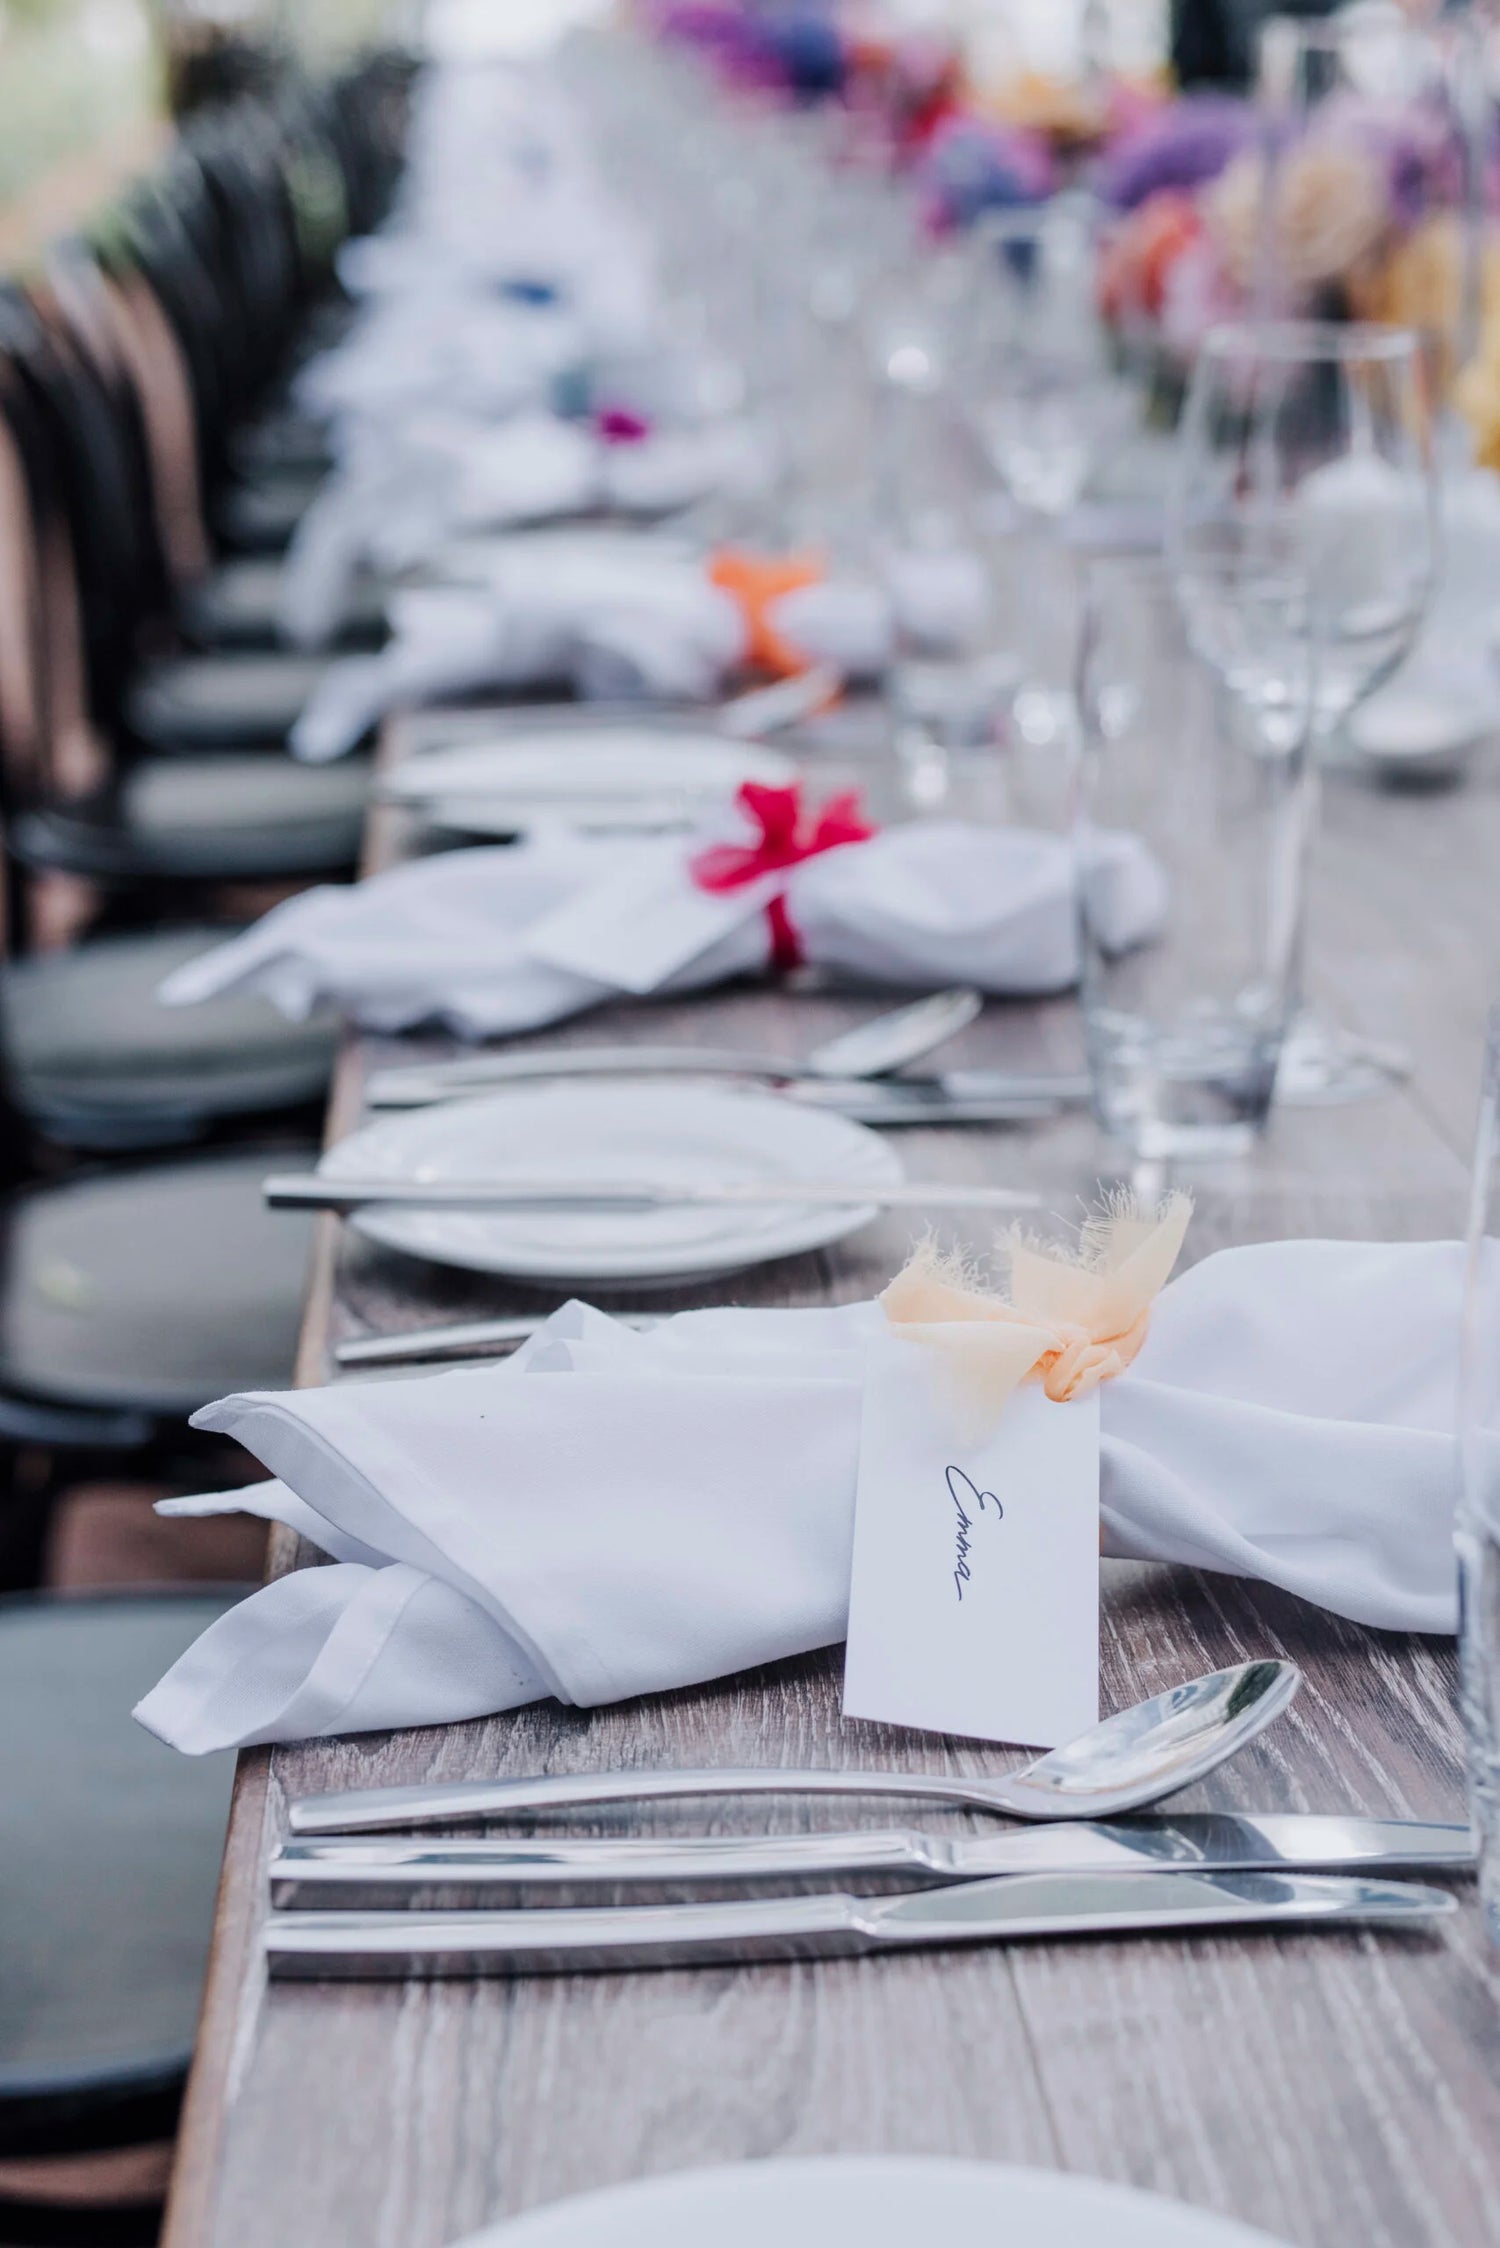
163,706,1500,2248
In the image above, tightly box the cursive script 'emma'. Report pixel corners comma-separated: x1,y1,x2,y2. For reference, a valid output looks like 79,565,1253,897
946,1465,1003,1601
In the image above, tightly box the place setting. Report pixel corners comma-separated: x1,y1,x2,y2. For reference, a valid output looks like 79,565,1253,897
24,3,1500,2246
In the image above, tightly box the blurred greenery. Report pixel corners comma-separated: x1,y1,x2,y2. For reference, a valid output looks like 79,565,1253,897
0,0,399,223
0,0,160,205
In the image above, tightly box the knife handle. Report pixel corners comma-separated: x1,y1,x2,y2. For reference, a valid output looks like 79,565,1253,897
267,1889,870,1979
364,1047,796,1107
270,1828,942,1908
286,1767,997,1834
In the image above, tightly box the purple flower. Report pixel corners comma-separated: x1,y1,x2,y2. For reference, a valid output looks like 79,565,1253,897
1099,95,1255,212
919,113,1054,230
1318,95,1463,229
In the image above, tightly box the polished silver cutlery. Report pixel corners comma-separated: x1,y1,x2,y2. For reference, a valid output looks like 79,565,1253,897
287,1662,1300,1834
268,1814,1476,1910
262,1868,1454,1979
362,987,990,1108
334,1309,661,1369
715,663,845,738
265,1174,1044,1217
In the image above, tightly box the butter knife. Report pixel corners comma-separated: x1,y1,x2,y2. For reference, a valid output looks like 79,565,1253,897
268,1815,1477,1910
263,1868,1453,1978
334,1311,661,1368
363,1053,1090,1111
265,1175,1042,1216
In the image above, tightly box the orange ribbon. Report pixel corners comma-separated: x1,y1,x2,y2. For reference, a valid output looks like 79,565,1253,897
709,547,824,678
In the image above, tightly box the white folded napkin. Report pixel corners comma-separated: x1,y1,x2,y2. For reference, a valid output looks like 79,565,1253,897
286,530,904,757
158,816,1165,1037
135,1240,1464,1754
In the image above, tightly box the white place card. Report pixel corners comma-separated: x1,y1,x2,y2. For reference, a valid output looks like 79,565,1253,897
843,1331,1099,1749
524,838,769,993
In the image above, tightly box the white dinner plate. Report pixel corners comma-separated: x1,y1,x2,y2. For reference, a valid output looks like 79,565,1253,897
321,1081,904,1286
457,2157,1295,2248
382,730,796,836
1348,688,1496,782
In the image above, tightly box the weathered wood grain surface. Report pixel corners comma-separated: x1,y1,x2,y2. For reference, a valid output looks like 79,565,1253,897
163,705,1500,2248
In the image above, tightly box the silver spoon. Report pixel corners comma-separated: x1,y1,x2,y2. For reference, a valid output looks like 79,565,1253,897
287,1660,1300,1835
363,987,986,1109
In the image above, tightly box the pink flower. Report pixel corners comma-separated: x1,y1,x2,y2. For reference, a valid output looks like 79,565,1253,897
1160,234,1243,361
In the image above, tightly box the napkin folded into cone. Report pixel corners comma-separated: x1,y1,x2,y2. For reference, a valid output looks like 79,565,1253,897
136,1239,1463,1756
157,817,1166,1038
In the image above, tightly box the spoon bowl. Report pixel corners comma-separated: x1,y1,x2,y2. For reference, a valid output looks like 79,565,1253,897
802,988,983,1080
991,1659,1301,1820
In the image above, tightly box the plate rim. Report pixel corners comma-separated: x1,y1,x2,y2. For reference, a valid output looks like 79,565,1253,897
452,2154,1296,2248
322,1080,905,1282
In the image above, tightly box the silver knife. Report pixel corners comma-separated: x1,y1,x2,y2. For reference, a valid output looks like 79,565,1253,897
263,1868,1454,1979
334,1311,663,1368
362,1051,1091,1111
267,1815,1477,1910
265,1174,1042,1217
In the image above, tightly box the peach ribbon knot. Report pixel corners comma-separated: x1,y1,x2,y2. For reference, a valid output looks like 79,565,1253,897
880,1191,1193,1429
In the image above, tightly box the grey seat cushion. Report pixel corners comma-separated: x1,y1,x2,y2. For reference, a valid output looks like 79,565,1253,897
215,467,328,555
15,752,370,883
178,557,386,653
126,651,334,749
1,928,336,1128
0,1591,239,2125
123,749,370,875
0,1148,316,1414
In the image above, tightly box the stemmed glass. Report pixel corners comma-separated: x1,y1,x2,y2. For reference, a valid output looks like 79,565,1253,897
966,200,1135,524
961,200,1139,744
1461,1005,1500,1950
1167,319,1437,1104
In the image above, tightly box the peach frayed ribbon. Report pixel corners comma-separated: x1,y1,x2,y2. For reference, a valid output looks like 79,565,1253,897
879,1191,1193,1430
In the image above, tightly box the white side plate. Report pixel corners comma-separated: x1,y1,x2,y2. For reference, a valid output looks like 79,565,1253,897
382,730,796,835
320,1081,904,1284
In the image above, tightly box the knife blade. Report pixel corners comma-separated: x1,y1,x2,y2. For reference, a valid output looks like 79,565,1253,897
263,1868,1453,1979
267,1815,1477,1910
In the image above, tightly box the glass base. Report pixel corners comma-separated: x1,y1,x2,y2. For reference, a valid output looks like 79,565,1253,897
1275,1014,1412,1107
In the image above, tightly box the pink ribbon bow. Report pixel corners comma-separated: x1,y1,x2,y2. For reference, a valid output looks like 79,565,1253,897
690,781,876,973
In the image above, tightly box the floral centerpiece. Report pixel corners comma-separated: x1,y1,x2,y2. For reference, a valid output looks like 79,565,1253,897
638,0,1165,233
1096,78,1500,446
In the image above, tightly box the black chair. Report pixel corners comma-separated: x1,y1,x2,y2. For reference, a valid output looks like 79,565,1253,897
0,1587,243,2245
0,314,369,898
35,65,411,747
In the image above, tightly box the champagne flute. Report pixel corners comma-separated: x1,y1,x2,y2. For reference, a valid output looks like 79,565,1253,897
1167,318,1437,1106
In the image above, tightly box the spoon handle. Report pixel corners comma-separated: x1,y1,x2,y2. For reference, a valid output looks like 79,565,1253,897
287,1767,1005,1836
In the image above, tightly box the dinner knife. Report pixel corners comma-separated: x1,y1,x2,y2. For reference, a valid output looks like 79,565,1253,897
334,1310,662,1367
362,1051,1092,1111
264,1174,1042,1216
267,1816,1478,1911
262,1868,1453,1979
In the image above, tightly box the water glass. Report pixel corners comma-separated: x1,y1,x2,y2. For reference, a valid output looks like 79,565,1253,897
1459,1011,1500,1944
1074,555,1316,1161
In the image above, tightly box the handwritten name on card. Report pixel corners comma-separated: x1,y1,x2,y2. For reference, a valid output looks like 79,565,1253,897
843,1330,1099,1749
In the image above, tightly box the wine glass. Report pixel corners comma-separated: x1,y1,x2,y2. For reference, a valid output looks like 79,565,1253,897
1167,319,1437,1104
965,199,1136,524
